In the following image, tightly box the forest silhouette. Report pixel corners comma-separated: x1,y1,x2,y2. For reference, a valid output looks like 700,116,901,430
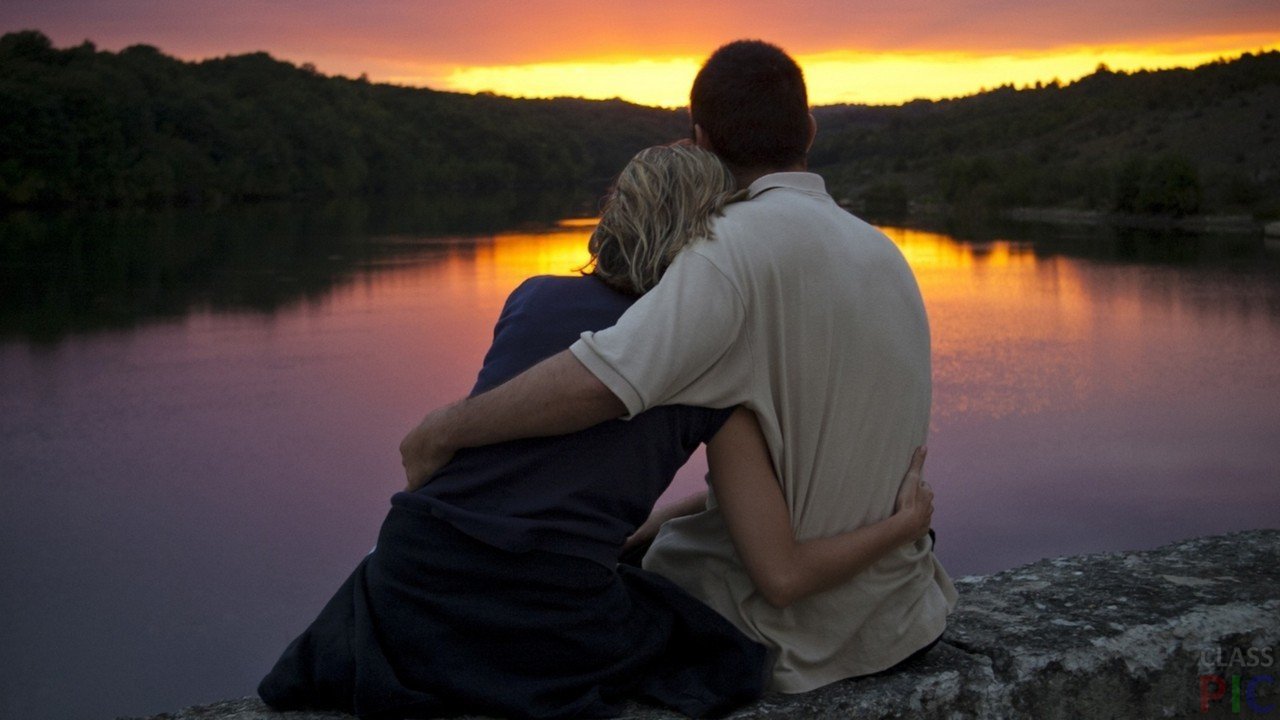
1,29,1277,218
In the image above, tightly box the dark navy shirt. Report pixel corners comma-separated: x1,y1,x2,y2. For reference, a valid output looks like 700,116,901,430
393,275,733,566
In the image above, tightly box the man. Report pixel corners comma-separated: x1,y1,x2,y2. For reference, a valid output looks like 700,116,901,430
400,39,956,692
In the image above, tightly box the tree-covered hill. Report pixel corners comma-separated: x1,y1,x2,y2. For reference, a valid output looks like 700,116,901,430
811,52,1280,219
2,30,1277,219
0,30,686,207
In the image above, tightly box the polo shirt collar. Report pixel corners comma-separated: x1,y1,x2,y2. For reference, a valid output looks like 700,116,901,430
745,171,828,200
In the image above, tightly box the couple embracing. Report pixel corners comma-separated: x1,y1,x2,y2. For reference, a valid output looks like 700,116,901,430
259,40,957,719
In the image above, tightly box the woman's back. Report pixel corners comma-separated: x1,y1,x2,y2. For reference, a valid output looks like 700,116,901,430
262,145,774,719
399,275,730,566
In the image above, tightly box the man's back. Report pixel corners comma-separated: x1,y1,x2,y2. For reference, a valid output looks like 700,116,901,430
589,172,956,691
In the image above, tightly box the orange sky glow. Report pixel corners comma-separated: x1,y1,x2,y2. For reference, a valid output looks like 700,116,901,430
3,1,1278,106
433,35,1280,106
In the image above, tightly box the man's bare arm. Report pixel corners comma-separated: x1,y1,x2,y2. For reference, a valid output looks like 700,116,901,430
400,349,626,489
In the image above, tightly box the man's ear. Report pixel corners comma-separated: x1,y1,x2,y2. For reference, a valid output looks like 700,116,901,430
693,124,715,152
805,113,817,152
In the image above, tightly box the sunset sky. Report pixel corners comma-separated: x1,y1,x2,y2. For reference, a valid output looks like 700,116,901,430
3,0,1278,106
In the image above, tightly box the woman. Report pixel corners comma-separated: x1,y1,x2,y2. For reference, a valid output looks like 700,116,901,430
258,144,933,719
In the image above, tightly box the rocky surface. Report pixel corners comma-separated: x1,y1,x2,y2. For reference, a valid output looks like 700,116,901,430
129,529,1279,720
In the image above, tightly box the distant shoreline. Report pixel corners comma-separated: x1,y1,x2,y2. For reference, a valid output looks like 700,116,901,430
999,206,1263,234
842,200,1273,238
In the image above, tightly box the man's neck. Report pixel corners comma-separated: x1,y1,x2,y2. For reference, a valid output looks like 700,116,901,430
734,162,808,190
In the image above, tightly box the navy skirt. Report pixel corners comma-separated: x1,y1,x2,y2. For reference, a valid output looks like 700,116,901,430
258,501,768,719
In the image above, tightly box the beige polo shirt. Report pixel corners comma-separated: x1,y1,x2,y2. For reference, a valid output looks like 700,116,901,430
569,172,957,693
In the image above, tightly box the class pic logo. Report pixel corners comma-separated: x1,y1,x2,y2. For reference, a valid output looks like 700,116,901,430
1200,647,1275,715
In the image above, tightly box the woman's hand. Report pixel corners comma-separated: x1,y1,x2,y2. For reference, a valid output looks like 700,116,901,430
623,513,665,554
623,491,707,552
893,447,933,541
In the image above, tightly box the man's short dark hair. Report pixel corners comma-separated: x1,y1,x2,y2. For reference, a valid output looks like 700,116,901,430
690,40,810,171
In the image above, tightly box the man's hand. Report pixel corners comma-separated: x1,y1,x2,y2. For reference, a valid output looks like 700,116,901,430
400,409,456,491
396,350,625,492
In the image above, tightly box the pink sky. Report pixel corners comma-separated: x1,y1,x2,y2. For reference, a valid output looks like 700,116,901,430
3,1,1277,104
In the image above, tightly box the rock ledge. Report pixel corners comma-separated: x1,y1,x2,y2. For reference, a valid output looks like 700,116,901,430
130,530,1279,720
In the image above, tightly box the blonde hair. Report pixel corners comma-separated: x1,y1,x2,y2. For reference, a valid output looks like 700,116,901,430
585,143,741,295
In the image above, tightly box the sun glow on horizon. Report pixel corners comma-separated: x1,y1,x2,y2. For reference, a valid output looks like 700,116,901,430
422,57,703,108
419,35,1280,107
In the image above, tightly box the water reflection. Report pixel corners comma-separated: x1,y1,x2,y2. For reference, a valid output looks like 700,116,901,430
1,210,1278,720
0,191,594,341
879,225,1280,584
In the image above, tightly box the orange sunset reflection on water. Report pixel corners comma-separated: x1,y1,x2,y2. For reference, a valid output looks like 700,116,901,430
354,220,1211,432
369,222,1100,426
349,219,1280,561
882,226,1097,422
44,213,1272,584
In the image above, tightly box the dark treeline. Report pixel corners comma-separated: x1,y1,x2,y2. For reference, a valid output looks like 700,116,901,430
811,52,1280,220
0,30,686,208
2,30,1278,220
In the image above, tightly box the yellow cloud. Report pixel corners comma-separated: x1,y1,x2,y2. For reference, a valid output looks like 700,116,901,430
427,39,1280,107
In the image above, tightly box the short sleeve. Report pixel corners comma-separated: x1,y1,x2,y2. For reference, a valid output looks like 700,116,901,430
471,277,554,395
569,249,748,417
474,276,635,396
699,406,736,445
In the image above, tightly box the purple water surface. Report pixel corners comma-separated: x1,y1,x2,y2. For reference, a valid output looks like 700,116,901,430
2,220,1277,719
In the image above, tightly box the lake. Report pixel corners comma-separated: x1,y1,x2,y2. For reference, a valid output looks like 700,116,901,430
1,201,1278,719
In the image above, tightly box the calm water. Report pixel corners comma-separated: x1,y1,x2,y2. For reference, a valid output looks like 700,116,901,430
2,204,1278,719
